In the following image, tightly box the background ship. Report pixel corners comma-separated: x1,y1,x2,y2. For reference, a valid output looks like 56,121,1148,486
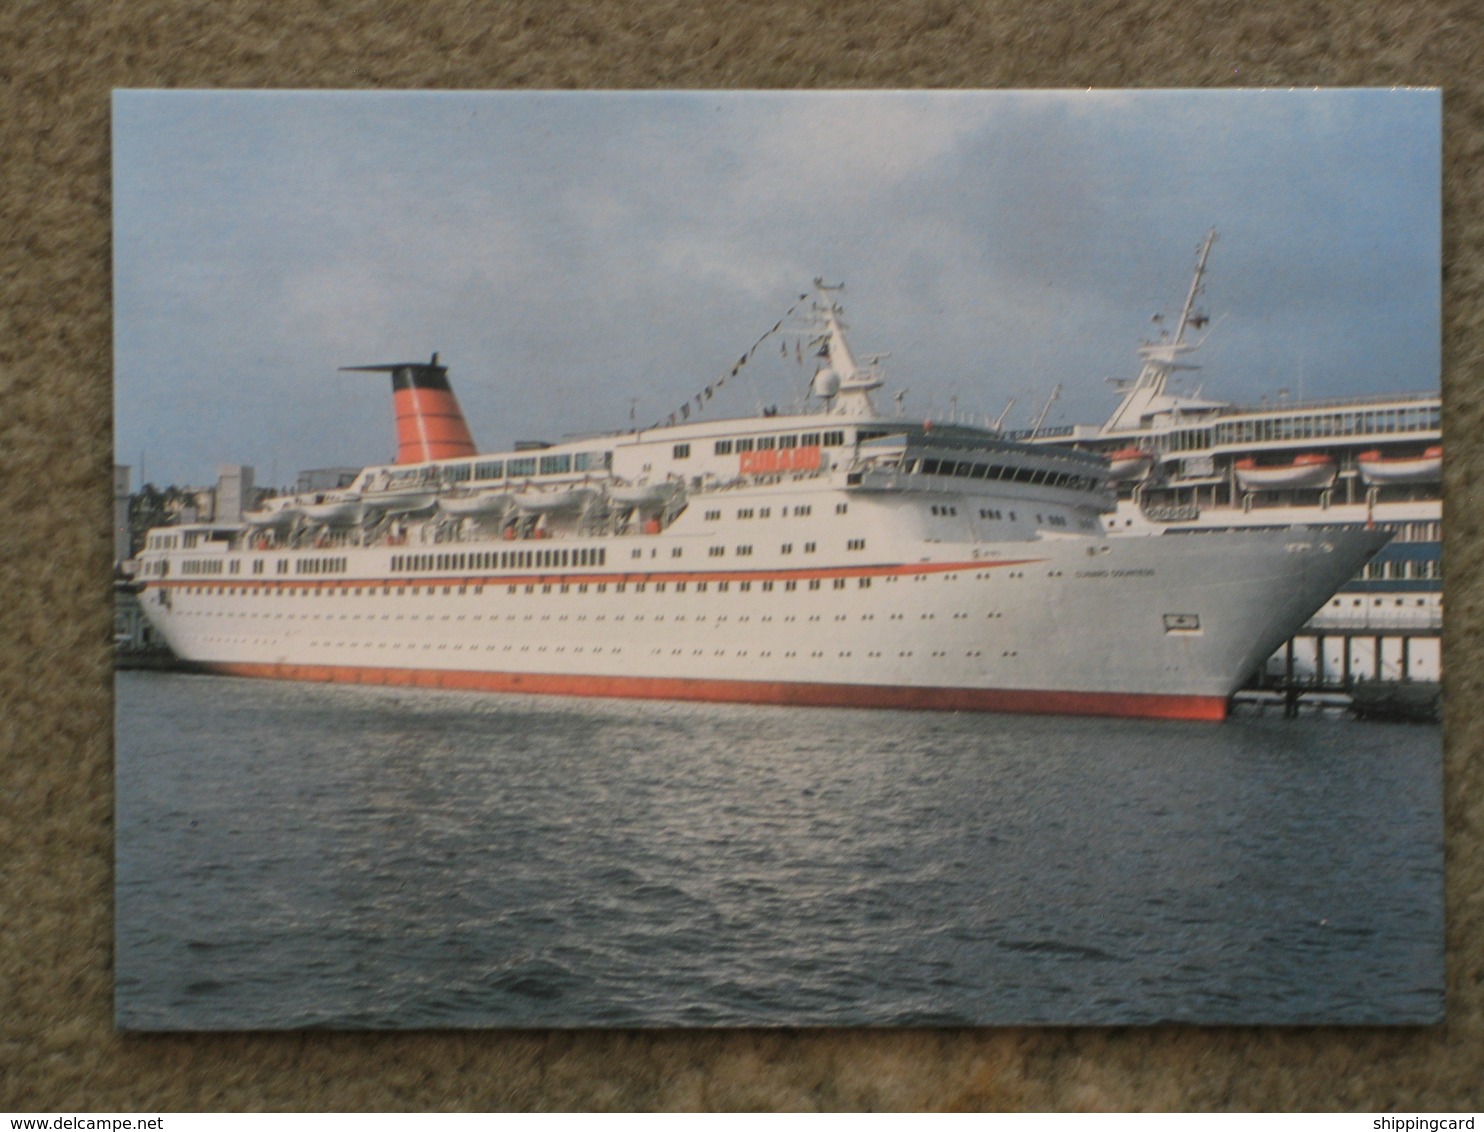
1020,231,1441,704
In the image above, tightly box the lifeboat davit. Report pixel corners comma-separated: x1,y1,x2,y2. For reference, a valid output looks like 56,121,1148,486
1357,445,1442,486
1234,453,1337,491
1105,446,1154,482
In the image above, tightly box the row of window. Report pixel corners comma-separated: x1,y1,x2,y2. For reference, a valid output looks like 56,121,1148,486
713,431,847,455
293,556,348,575
702,504,819,523
431,451,612,482
707,540,829,556
1157,406,1441,455
1361,559,1443,580
168,566,1130,614
173,572,890,602
166,637,1023,663
910,457,1101,492
167,632,1027,665
391,546,609,572
1212,405,1440,449
1383,521,1442,543
169,568,1069,611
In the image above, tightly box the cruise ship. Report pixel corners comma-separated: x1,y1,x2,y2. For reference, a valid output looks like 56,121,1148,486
1020,232,1442,686
132,281,1390,721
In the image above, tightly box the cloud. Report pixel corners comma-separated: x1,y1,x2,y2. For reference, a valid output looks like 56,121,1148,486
114,90,1439,485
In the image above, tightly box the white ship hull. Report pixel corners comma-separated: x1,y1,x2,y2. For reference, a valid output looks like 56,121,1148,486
138,523,1386,722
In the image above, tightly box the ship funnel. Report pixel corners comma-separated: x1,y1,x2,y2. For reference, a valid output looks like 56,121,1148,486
339,353,478,464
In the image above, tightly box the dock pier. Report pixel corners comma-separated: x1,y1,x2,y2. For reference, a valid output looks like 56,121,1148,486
1237,614,1442,720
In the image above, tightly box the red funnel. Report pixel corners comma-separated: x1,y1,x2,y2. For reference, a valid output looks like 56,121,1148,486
341,354,477,464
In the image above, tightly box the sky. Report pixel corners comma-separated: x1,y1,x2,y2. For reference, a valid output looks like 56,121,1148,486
113,89,1440,489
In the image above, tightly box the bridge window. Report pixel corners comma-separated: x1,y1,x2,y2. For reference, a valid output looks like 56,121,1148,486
573,451,610,472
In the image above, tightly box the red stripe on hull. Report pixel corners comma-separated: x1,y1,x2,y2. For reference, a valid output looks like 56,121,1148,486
196,661,1230,722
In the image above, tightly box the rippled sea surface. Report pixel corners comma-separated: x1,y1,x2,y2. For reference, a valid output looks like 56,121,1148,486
115,671,1443,1029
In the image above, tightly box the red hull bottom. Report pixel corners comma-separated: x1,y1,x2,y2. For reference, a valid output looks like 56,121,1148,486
197,661,1231,722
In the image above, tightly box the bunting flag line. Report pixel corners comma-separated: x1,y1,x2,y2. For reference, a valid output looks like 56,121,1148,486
653,295,810,430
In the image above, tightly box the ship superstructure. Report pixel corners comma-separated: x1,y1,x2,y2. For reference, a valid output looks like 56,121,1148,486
134,281,1389,721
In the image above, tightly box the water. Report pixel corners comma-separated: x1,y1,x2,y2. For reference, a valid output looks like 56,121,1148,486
114,671,1444,1029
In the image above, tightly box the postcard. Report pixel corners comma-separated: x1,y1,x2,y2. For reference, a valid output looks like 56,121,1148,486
113,89,1442,1028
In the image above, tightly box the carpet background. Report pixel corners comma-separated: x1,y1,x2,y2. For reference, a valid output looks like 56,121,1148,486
2,0,1481,1111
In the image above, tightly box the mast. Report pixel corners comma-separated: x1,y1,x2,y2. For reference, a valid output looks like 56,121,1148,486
809,280,886,418
1029,385,1061,438
1173,228,1217,346
1100,229,1220,435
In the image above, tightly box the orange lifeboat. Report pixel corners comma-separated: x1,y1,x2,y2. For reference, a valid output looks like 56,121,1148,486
1234,453,1337,491
1106,446,1154,482
1356,445,1442,486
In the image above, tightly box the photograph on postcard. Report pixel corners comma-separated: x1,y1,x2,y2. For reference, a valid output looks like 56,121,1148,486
112,89,1442,1028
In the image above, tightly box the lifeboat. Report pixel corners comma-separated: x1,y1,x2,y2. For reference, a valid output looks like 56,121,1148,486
363,487,438,517
1357,445,1442,486
361,466,440,517
608,479,680,512
438,489,513,519
1234,453,1336,491
300,493,364,525
514,486,594,515
243,499,300,528
1105,446,1154,482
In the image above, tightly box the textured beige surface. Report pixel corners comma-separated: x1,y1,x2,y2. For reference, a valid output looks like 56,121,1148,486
1,0,1481,1111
